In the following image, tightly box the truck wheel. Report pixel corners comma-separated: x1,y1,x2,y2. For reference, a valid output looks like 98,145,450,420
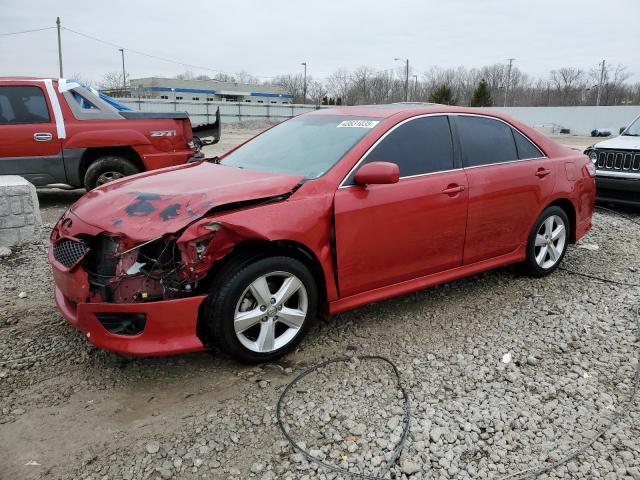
84,156,140,190
204,255,318,364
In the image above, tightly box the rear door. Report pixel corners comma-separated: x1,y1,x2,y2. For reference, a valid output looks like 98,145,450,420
0,83,65,185
453,114,555,264
334,115,468,297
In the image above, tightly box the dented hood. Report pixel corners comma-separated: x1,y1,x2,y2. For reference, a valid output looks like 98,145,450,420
70,162,304,241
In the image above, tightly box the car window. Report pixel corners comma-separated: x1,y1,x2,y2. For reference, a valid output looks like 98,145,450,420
513,129,543,159
0,85,51,124
221,115,379,179
457,115,518,167
71,90,99,110
355,115,454,179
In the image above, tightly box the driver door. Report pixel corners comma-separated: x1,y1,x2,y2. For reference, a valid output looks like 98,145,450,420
333,115,468,298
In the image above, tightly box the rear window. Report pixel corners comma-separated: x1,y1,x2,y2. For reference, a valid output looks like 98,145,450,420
0,85,50,124
457,115,518,167
513,129,543,159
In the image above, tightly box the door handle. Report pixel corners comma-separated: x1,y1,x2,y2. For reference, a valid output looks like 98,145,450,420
441,184,465,195
535,168,551,178
34,132,53,142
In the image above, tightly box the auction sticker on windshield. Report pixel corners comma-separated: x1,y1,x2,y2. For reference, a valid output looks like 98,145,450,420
337,120,380,128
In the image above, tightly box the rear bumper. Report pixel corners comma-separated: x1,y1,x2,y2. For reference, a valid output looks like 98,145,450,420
54,284,207,357
596,175,640,206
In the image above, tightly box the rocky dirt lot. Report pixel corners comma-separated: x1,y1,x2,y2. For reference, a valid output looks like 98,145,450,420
1,126,638,480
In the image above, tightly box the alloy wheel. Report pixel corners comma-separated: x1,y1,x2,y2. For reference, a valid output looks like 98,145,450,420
96,171,125,186
234,271,308,353
534,214,567,269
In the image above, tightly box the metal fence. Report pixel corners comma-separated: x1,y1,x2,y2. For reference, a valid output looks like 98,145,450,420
117,98,329,126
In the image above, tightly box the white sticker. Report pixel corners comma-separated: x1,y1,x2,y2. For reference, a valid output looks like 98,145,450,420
337,120,380,128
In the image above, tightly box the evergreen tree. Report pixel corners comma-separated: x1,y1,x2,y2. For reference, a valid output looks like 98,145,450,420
469,79,493,107
429,84,456,105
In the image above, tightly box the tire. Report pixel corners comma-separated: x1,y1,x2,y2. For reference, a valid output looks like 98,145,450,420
84,156,140,190
524,206,570,277
204,255,318,363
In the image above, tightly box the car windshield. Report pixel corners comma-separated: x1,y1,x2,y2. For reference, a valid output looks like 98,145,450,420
623,116,640,136
220,115,380,178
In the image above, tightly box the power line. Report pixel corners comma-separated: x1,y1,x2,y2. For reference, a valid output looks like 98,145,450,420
62,25,397,82
0,26,55,37
62,26,281,80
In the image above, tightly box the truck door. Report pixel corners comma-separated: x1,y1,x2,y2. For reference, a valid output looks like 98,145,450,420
0,83,65,185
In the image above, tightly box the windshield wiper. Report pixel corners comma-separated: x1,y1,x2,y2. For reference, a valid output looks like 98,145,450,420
622,133,639,137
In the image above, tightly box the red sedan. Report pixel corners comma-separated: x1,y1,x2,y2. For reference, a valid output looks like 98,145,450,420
49,105,595,362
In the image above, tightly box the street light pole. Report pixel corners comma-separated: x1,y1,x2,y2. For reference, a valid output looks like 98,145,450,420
300,62,307,104
119,48,127,93
56,17,63,78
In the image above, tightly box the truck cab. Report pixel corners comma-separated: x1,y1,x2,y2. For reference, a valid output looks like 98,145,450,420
0,77,217,190
586,114,640,206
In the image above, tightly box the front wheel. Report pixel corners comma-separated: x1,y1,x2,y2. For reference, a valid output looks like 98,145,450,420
524,206,570,277
204,256,318,363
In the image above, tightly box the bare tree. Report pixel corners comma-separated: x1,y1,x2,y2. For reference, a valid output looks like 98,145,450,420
270,73,306,103
99,71,128,91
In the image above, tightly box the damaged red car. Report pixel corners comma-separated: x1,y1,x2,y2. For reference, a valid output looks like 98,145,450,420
49,105,595,362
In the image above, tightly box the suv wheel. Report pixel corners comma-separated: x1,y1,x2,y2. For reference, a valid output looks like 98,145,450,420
524,206,570,277
84,156,140,190
204,255,318,363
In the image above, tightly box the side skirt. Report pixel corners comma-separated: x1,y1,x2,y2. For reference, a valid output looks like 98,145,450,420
328,244,526,315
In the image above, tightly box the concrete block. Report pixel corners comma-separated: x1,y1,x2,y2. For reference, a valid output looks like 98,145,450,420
0,176,41,247
10,196,22,215
0,197,9,217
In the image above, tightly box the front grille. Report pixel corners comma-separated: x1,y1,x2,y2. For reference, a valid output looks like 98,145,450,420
53,238,89,268
595,150,640,172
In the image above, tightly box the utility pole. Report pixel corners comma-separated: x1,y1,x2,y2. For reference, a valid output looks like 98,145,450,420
300,62,307,104
56,17,63,78
119,48,127,92
405,59,409,102
413,74,418,101
504,58,515,107
596,59,605,106
394,58,409,102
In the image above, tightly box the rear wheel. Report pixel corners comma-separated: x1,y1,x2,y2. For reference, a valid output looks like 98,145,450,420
84,156,140,190
524,206,570,277
204,255,318,363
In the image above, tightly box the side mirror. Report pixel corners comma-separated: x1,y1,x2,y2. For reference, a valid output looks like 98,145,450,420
354,161,400,186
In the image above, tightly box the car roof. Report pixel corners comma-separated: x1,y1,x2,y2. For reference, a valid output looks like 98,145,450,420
0,76,58,83
309,103,503,119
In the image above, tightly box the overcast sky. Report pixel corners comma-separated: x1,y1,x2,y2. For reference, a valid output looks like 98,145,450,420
1,0,639,84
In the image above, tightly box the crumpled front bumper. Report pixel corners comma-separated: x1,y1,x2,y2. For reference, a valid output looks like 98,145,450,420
50,246,207,357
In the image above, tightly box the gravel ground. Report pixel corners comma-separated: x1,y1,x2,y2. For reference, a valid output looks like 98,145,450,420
0,126,638,480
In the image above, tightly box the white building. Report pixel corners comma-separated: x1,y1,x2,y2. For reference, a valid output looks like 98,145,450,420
128,77,293,104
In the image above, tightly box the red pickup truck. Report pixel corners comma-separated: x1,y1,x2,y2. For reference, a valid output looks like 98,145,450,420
0,77,216,189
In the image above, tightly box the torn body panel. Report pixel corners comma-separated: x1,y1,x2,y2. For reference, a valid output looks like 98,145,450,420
69,162,305,242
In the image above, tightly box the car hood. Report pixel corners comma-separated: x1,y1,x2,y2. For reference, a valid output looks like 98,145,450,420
594,135,640,150
70,162,304,242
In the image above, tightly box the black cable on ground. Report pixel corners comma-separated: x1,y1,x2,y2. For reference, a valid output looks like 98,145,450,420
276,206,640,479
276,355,410,480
